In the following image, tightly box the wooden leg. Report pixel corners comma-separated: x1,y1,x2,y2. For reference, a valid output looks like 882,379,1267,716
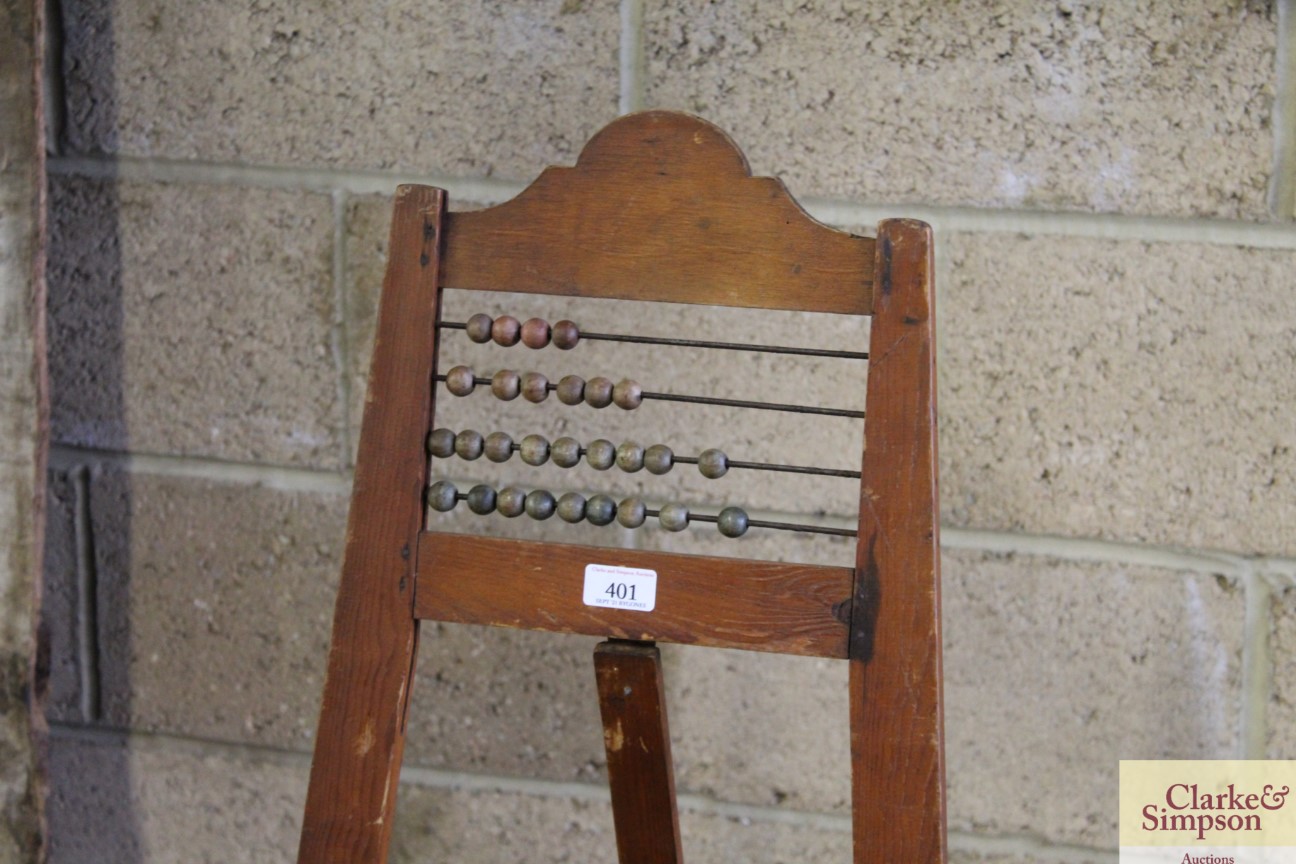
594,640,684,864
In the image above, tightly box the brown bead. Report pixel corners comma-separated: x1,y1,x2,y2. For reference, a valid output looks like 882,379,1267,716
521,317,551,349
556,375,585,406
524,489,556,521
717,506,749,538
465,313,493,343
519,434,550,466
426,428,455,458
698,448,729,479
428,480,458,513
613,378,643,410
617,497,646,529
551,437,582,468
556,492,587,524
658,502,690,532
521,372,550,403
454,429,484,461
644,444,674,475
615,441,644,473
491,315,521,346
445,365,476,397
586,439,616,470
497,487,526,518
586,494,616,526
491,369,520,401
551,319,580,350
484,431,514,463
585,376,614,408
466,485,497,515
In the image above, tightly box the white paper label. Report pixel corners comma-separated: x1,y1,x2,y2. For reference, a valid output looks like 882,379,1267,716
582,564,657,612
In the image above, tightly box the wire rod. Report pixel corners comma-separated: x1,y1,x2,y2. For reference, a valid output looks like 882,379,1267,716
437,319,867,360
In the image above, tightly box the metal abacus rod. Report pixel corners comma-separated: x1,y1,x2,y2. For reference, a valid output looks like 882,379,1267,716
440,313,869,361
427,427,860,480
435,367,865,420
426,480,858,539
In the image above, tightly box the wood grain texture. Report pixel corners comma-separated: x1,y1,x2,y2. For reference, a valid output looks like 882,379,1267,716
298,186,445,864
414,533,852,659
595,642,684,864
442,111,874,315
848,219,947,863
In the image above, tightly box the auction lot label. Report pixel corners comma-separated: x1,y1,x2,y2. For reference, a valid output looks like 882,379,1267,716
1121,761,1296,864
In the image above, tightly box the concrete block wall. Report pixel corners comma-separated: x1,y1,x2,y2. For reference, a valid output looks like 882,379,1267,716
38,1,1296,862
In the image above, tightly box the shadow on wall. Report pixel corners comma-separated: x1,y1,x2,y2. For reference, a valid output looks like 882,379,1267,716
42,2,142,858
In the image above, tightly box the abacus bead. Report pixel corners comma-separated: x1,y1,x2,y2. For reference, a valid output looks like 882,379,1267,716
497,487,526,518
491,315,521,346
454,429,484,461
586,494,616,526
521,318,551,349
519,434,550,466
556,375,585,406
698,448,729,479
551,437,581,468
428,480,458,512
585,376,614,408
557,492,587,524
467,485,497,515
586,439,616,470
484,431,514,463
491,369,521,401
617,497,646,529
717,506,750,538
552,319,580,350
427,427,455,458
445,365,476,397
465,313,494,343
525,489,556,521
658,502,690,532
613,379,643,410
521,372,550,403
644,444,674,475
616,441,645,473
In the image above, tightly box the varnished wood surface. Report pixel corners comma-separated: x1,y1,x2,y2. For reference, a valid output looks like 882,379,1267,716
414,533,853,659
442,111,874,315
595,642,684,864
848,219,947,863
298,186,445,864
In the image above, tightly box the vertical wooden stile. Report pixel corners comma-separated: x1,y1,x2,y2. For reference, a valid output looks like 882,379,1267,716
848,219,947,863
298,185,446,864
595,641,684,864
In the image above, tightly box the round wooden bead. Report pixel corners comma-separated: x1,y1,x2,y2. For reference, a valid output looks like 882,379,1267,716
491,369,521,401
467,484,497,515
426,427,455,458
617,497,646,529
615,441,644,473
613,379,643,410
428,480,458,512
497,487,526,518
465,313,494,343
525,489,556,521
454,429,484,461
521,318,551,349
658,502,690,532
585,376,614,409
491,315,521,346
521,372,550,403
557,492,587,524
551,436,581,468
717,506,749,538
519,434,550,466
552,319,580,350
484,431,514,463
556,375,585,406
698,448,729,479
585,439,616,470
445,365,476,397
644,444,673,475
586,494,616,526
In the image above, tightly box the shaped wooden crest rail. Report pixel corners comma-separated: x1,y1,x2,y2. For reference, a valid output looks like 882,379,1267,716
298,110,944,864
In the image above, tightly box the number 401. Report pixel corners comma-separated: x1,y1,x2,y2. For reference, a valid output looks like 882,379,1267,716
605,582,637,601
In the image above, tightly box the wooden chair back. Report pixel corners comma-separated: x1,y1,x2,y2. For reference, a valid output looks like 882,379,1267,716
298,110,945,863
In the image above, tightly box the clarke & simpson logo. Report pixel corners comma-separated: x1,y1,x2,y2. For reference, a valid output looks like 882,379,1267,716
1120,761,1296,864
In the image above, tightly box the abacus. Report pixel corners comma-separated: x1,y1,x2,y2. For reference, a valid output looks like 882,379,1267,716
301,112,945,864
